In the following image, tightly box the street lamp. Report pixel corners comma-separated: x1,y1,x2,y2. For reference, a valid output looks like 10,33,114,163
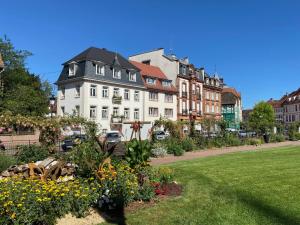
49,95,56,118
189,109,195,137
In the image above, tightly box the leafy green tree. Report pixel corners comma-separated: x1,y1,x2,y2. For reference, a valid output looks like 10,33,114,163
249,101,275,136
0,36,50,116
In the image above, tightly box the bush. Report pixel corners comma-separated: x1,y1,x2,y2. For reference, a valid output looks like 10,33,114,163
161,138,185,156
0,155,17,172
223,133,242,147
156,167,174,184
151,142,168,158
248,138,263,145
0,177,101,225
270,134,286,143
16,144,50,164
136,181,155,201
180,137,195,152
125,139,152,168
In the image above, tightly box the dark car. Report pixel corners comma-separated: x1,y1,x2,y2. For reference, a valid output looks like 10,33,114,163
105,131,121,144
61,135,86,151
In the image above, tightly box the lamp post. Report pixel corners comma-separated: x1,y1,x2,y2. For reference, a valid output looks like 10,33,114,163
49,95,56,118
189,109,195,137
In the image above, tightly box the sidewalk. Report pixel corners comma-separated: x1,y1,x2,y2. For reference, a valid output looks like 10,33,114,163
150,140,300,166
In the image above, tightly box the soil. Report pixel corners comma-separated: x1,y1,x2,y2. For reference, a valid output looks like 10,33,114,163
56,208,104,225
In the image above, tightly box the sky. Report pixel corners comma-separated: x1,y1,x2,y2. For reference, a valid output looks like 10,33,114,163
1,0,300,109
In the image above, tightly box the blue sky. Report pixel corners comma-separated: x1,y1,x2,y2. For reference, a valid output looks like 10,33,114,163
1,0,300,108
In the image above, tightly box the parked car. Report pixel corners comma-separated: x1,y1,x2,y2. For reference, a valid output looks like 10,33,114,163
61,135,86,151
153,131,168,140
105,131,122,144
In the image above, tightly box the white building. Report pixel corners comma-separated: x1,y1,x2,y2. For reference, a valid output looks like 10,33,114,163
56,47,148,137
130,60,177,124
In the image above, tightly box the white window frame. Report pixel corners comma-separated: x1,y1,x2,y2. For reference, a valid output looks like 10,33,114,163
75,85,80,97
165,94,173,103
124,108,130,119
113,88,120,97
96,64,105,75
101,106,108,119
90,85,97,97
75,105,80,116
69,63,75,76
61,106,65,115
129,72,136,82
146,78,156,85
102,86,109,98
162,81,171,87
134,108,139,120
134,91,140,102
89,106,97,119
124,89,130,100
61,87,65,100
113,68,121,79
164,108,173,118
149,92,158,101
149,107,159,117
113,107,119,117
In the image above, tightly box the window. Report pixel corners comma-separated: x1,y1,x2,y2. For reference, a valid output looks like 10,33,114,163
102,106,108,119
113,88,120,97
196,86,200,95
165,108,173,118
192,101,196,110
212,105,215,113
142,60,150,65
129,72,136,82
134,108,139,120
197,103,200,111
192,84,196,94
206,78,209,84
102,86,109,98
113,68,121,79
75,85,80,97
216,93,219,101
182,83,187,92
102,129,107,134
146,78,156,85
124,108,130,119
206,91,209,99
216,80,220,87
149,107,159,117
162,81,171,87
212,92,215,101
149,92,158,101
206,104,209,113
90,106,97,119
96,64,105,75
165,94,173,103
90,85,97,97
124,89,130,100
134,91,140,101
61,106,65,115
61,87,65,99
216,105,219,113
69,63,75,76
75,105,80,116
182,66,186,75
113,107,119,116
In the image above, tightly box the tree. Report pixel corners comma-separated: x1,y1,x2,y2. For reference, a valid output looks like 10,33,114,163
0,36,50,116
248,101,275,136
201,117,216,138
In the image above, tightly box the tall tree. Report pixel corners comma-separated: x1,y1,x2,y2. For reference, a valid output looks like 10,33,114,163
0,36,49,116
249,101,275,136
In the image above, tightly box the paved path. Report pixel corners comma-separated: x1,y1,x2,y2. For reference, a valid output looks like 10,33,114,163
150,141,300,166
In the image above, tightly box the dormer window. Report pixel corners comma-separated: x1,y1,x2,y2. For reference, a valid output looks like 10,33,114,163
96,64,105,75
182,66,186,75
113,68,121,79
216,80,219,87
69,63,76,76
206,78,209,84
162,80,171,87
129,72,136,82
146,78,156,85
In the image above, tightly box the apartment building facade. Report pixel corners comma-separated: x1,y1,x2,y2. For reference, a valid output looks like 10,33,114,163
56,47,146,134
130,61,177,123
129,48,205,131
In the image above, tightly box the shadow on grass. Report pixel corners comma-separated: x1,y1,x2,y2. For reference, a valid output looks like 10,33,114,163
99,202,127,225
199,174,300,225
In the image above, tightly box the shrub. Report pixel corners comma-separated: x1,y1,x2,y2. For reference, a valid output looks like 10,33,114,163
151,142,168,158
162,138,184,156
0,155,17,172
180,137,195,152
156,167,174,184
172,144,184,156
16,144,50,164
125,139,152,168
248,138,263,145
223,133,242,147
136,181,155,201
270,134,286,143
192,134,208,149
0,177,101,225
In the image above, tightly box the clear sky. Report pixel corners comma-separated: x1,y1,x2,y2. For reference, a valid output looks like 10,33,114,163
1,0,300,108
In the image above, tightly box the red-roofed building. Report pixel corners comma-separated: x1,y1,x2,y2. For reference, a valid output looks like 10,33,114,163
130,60,177,123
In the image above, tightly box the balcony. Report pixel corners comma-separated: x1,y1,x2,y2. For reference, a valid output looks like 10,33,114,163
182,92,188,98
111,115,123,124
112,95,122,104
182,109,188,116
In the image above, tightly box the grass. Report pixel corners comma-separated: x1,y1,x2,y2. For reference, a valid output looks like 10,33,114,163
101,145,300,225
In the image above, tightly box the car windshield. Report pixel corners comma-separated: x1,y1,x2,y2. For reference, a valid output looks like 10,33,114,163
155,131,165,135
106,133,119,138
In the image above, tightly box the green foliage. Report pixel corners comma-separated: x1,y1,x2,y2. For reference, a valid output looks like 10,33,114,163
287,122,300,141
162,138,185,156
181,137,195,152
249,101,275,136
0,36,49,116
125,139,151,168
153,118,181,139
156,167,175,184
270,134,286,143
151,142,168,157
0,177,100,225
136,181,156,201
201,118,216,137
16,144,50,164
0,155,16,172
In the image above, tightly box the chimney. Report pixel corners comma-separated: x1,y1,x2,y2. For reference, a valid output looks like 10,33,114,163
199,67,205,80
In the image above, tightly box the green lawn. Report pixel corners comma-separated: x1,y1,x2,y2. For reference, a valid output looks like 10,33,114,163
102,146,300,225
